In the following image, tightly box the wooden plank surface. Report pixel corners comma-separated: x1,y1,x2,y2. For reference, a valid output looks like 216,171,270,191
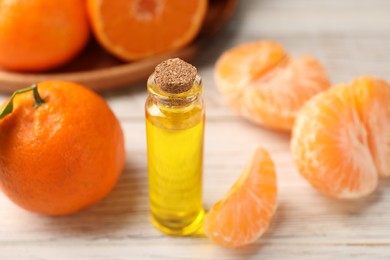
1,0,390,259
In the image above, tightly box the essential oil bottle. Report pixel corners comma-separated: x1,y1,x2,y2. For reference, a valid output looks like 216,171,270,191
145,58,205,236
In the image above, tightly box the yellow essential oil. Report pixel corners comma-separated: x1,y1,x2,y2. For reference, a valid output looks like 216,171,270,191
145,59,205,236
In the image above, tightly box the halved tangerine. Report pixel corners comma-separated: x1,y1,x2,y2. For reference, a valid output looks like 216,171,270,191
291,77,390,199
87,0,208,60
204,148,277,247
215,40,330,132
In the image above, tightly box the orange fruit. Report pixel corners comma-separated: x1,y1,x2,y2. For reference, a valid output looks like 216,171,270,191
87,0,208,60
204,148,277,247
215,40,330,132
0,0,90,72
0,81,125,215
291,77,390,199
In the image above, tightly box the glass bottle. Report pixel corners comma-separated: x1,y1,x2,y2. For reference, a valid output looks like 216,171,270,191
145,59,205,236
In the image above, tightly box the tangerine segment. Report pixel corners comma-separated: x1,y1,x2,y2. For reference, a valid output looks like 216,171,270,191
204,148,277,248
215,40,330,132
353,78,390,177
291,77,390,199
87,0,208,61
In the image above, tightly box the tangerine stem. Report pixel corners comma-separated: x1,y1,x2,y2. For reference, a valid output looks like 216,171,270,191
32,84,45,108
0,83,45,119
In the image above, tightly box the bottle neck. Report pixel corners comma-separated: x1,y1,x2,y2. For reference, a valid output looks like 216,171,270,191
147,73,202,107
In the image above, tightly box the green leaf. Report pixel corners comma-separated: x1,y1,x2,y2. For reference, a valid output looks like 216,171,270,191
0,100,14,119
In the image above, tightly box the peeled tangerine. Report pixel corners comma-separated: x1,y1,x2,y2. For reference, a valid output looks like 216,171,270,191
215,40,330,132
205,148,277,247
291,77,390,199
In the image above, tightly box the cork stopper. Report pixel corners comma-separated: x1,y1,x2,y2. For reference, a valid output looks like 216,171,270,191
154,58,197,94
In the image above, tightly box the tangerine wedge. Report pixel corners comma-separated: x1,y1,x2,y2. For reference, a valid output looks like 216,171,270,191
291,77,390,199
87,0,208,61
204,148,277,247
215,40,330,132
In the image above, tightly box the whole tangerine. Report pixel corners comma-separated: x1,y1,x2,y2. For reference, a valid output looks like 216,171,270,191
0,81,125,215
0,0,90,72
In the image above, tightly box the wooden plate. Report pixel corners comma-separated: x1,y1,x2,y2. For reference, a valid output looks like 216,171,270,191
0,0,237,93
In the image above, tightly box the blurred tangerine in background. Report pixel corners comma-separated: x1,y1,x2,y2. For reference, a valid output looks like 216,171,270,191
0,0,210,72
0,0,237,91
0,0,90,72
87,0,208,61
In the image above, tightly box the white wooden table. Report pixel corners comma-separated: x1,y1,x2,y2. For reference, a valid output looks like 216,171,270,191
1,0,390,259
